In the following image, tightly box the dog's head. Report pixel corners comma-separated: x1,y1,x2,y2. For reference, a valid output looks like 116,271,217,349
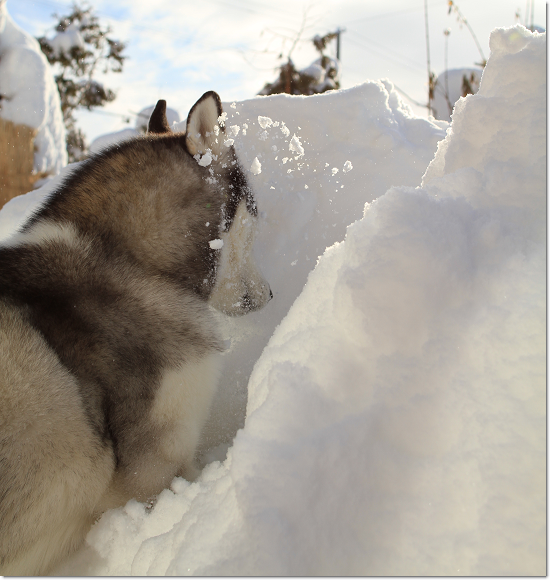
148,93,271,317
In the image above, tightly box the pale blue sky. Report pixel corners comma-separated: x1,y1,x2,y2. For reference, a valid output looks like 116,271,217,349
9,0,546,143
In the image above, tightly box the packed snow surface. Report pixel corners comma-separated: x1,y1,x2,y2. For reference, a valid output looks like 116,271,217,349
0,24,544,577
0,1,66,175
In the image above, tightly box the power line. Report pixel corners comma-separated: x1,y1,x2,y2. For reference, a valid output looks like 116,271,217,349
393,84,428,108
344,0,445,26
346,30,425,73
78,107,134,121
210,0,297,19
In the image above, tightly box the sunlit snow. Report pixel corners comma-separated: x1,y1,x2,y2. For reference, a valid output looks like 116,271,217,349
0,23,544,577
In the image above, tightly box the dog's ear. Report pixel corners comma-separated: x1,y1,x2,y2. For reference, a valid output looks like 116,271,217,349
148,100,172,134
186,91,225,157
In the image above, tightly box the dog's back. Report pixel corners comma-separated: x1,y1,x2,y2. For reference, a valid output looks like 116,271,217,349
0,92,271,574
0,300,115,575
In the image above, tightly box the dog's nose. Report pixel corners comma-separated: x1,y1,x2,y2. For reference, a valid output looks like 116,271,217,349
269,288,273,300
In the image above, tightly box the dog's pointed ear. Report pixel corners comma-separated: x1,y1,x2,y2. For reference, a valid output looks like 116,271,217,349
148,100,172,134
186,91,225,157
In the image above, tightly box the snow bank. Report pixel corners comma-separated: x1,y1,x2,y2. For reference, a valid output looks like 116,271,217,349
4,23,543,576
236,26,545,576
0,169,70,239
0,1,66,175
193,79,447,456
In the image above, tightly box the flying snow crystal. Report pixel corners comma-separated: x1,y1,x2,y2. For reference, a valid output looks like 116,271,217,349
224,139,235,147
343,160,353,173
331,167,338,175
280,123,290,137
217,112,228,127
230,102,237,109
250,157,262,175
208,239,224,249
289,134,304,157
228,125,240,137
258,116,273,129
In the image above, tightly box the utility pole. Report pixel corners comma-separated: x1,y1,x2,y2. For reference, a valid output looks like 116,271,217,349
335,27,346,61
424,0,433,116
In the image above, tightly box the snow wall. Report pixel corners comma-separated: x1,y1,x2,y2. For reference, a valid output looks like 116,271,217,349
0,24,543,576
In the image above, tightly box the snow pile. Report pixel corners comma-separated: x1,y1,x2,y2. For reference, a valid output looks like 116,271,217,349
1,23,544,576
0,1,66,175
184,78,447,455
0,168,72,239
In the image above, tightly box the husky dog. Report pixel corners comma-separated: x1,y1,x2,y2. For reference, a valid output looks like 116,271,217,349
0,91,271,576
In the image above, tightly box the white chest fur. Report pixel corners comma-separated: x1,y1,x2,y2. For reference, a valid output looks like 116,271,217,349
150,353,222,471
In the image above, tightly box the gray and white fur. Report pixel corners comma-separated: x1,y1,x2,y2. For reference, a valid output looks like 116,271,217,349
0,91,271,575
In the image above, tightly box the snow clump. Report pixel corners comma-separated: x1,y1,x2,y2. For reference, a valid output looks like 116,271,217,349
208,239,224,250
250,157,262,175
289,133,304,156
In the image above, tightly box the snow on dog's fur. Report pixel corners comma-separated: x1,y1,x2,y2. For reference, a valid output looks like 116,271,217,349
0,92,271,576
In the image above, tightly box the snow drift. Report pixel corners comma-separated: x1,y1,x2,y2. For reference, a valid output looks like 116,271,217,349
0,24,544,576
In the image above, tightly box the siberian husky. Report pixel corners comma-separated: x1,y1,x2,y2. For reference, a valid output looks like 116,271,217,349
0,91,271,575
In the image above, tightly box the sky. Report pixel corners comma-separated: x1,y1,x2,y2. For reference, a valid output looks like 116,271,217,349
8,0,547,144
